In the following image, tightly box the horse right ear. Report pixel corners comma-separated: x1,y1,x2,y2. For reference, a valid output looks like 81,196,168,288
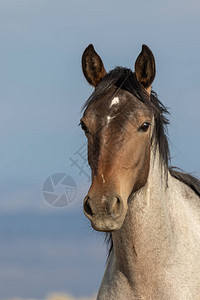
82,44,106,87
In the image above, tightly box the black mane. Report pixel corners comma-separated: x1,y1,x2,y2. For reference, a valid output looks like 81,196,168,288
82,67,200,256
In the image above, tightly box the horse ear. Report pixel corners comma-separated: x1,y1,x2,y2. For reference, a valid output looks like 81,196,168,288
82,44,106,87
135,45,156,93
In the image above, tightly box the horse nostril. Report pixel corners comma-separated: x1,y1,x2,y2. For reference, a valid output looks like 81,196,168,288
84,196,94,217
108,196,122,219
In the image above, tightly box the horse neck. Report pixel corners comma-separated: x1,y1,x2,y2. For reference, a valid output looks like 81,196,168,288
111,147,173,280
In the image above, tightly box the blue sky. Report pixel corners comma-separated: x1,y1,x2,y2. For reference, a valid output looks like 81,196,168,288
0,0,200,298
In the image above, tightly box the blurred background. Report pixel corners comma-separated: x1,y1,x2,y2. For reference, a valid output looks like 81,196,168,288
0,0,200,299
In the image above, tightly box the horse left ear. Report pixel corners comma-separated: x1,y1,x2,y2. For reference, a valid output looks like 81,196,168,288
135,45,156,94
82,44,107,87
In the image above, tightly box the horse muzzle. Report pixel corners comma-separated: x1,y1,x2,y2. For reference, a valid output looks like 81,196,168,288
83,194,125,232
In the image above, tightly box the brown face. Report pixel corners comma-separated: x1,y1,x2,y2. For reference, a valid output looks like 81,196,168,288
81,88,153,231
81,44,156,232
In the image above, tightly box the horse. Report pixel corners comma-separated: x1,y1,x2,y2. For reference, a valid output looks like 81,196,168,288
80,44,200,299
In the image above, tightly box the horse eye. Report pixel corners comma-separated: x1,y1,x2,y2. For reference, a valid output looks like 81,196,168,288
79,121,89,133
138,122,151,132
